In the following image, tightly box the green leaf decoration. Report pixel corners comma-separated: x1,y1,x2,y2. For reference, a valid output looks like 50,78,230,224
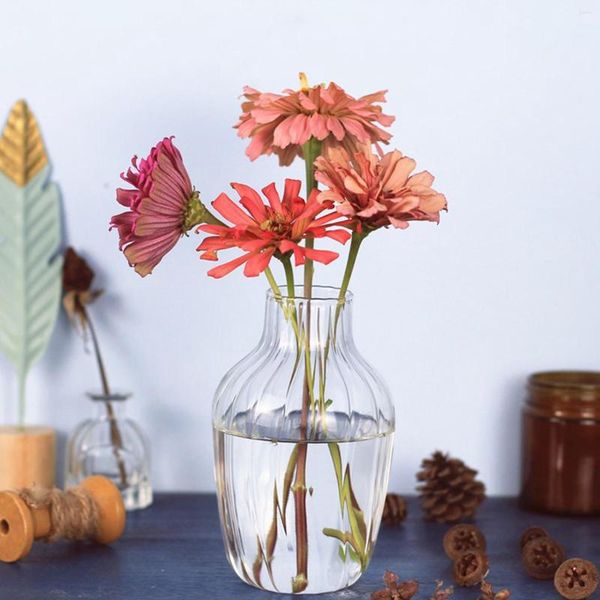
0,100,62,425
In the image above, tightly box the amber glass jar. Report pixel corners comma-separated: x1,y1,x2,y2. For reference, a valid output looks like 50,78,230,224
521,371,600,515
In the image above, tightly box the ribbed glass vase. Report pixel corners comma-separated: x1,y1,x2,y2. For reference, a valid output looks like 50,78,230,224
213,286,395,594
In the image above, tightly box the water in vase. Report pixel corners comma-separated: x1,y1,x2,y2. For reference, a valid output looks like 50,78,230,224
214,410,394,594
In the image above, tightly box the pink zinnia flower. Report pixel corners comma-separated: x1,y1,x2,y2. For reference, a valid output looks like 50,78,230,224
110,137,197,277
315,147,447,231
196,179,351,278
235,74,395,166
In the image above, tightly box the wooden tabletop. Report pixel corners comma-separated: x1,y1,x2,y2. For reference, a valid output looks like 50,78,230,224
2,494,599,599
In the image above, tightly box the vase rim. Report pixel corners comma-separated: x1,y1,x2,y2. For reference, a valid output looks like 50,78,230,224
87,391,131,402
266,284,354,303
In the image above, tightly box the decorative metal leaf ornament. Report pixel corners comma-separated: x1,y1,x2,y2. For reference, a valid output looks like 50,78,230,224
0,100,63,424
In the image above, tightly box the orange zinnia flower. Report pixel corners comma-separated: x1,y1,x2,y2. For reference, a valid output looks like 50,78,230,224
196,179,351,278
315,147,447,231
235,75,394,166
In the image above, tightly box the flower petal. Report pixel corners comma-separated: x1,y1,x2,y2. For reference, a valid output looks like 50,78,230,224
212,192,254,226
207,253,252,278
261,182,283,212
243,248,275,277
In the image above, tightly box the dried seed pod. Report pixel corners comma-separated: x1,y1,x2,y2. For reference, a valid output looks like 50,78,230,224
382,493,407,525
453,551,489,587
554,558,599,600
443,524,486,560
522,536,565,580
519,526,550,550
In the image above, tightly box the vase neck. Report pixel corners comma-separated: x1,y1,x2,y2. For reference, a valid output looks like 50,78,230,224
262,286,353,351
88,392,130,419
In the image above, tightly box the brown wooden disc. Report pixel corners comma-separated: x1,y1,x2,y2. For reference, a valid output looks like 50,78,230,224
0,491,35,563
80,476,126,544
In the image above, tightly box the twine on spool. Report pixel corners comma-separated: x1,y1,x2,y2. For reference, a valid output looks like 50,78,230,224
18,487,99,542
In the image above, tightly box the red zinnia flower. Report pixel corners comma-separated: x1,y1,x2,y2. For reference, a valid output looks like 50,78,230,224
315,147,447,231
196,179,351,278
235,74,395,166
110,137,198,277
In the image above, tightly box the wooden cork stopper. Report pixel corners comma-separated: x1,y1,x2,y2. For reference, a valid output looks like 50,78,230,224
0,476,126,563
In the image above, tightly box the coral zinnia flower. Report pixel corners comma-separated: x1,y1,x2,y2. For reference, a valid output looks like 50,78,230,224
110,137,203,277
196,179,351,278
235,74,395,166
315,147,447,231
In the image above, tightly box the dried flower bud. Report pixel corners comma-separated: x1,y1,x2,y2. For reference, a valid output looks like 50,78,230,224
371,571,419,600
63,247,94,292
62,247,102,328
554,558,599,599
522,536,565,580
443,524,486,560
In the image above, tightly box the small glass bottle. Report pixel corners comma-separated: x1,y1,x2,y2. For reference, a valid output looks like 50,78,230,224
66,392,152,510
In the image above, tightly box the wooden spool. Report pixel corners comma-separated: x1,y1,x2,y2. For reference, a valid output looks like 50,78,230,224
0,475,126,563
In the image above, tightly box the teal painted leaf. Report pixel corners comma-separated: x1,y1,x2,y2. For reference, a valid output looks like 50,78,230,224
0,165,62,423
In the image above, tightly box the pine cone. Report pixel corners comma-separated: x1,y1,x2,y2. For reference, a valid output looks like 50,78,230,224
416,451,486,523
382,493,407,525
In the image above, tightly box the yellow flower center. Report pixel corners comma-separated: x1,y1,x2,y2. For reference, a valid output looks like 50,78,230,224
260,212,289,235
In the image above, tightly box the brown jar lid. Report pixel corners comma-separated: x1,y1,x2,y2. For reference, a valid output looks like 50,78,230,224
526,371,600,420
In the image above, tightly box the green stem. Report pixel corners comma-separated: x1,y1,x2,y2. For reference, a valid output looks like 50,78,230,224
264,266,282,299
283,257,295,298
303,138,321,194
317,230,366,430
289,137,323,592
334,231,366,329
302,138,322,294
317,231,370,574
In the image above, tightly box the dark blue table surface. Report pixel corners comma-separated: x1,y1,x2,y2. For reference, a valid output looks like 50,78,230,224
2,494,599,599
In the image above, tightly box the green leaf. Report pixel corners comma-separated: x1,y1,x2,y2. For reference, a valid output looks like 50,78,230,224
0,166,62,423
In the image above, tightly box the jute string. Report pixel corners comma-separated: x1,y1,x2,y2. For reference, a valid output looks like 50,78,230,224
18,487,99,542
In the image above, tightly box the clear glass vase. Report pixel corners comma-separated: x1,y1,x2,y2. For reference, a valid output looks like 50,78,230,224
66,392,153,510
213,286,395,594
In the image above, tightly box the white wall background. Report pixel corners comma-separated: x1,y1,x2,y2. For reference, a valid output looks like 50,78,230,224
1,0,599,494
